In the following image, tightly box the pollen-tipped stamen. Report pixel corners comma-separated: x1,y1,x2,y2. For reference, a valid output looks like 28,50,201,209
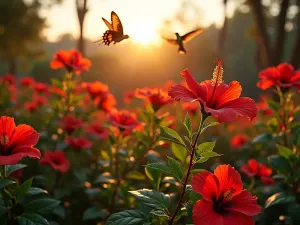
210,59,224,104
0,132,9,148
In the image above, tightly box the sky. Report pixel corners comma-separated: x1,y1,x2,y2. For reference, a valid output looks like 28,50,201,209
41,0,230,43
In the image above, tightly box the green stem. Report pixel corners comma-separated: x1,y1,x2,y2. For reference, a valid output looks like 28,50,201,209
248,177,256,192
2,165,6,178
277,87,289,146
168,113,208,225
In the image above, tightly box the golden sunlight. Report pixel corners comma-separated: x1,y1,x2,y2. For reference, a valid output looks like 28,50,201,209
128,18,160,46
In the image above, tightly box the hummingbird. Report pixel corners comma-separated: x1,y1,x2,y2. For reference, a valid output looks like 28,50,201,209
162,28,204,54
94,11,129,46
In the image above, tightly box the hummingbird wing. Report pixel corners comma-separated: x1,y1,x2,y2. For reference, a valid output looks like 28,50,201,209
162,36,178,45
102,17,113,30
182,28,204,43
111,11,124,35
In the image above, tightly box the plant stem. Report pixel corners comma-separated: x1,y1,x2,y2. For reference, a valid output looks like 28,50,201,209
277,87,289,146
168,113,208,225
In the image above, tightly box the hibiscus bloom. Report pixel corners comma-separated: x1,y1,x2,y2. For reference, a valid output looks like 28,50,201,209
34,82,49,94
192,165,261,225
257,63,300,91
169,59,257,123
51,87,65,97
123,90,135,104
59,115,83,134
86,81,109,99
20,77,35,87
241,159,274,185
24,102,38,113
40,150,70,173
65,136,93,151
85,123,109,140
50,49,91,75
0,116,40,165
230,134,249,149
109,110,141,132
0,74,15,85
94,93,117,113
136,88,172,111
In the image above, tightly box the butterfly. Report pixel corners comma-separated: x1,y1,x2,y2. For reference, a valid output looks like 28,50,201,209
94,11,129,46
162,28,204,54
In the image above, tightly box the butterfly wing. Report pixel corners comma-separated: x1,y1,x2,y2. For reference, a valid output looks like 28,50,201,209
102,17,113,30
162,36,178,45
182,28,204,43
111,11,124,35
102,30,113,46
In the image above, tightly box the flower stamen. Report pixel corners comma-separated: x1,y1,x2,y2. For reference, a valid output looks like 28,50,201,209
210,59,224,103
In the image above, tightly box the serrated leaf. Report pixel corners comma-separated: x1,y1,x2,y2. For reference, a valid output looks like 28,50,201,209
107,210,148,225
182,114,192,141
27,187,48,196
7,164,27,176
196,142,216,155
171,143,187,164
17,178,33,202
200,151,221,158
129,189,171,210
160,126,186,147
145,167,162,191
268,155,291,174
24,198,60,215
18,213,49,225
127,171,146,180
83,207,104,221
146,163,170,175
167,157,184,181
150,210,168,217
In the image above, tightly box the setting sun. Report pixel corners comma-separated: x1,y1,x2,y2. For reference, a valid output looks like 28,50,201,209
128,18,160,45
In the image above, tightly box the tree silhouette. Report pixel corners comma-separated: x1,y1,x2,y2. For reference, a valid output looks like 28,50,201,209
76,0,88,56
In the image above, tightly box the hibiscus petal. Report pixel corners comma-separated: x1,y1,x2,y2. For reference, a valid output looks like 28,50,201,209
168,85,197,102
10,125,39,149
50,60,64,69
223,210,255,225
214,165,243,197
277,63,294,80
192,200,224,225
216,81,242,108
0,116,16,141
226,190,262,216
0,147,40,165
204,97,257,123
257,79,276,90
181,69,202,95
191,171,219,201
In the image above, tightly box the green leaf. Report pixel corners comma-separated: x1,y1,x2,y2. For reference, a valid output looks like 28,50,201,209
126,171,146,180
27,187,48,196
17,178,33,202
160,126,186,147
200,151,221,158
265,192,296,209
145,167,161,191
167,157,184,181
277,145,293,159
146,163,170,175
189,190,201,204
202,122,219,133
107,210,148,225
182,114,192,141
24,198,60,215
18,213,49,225
150,210,168,217
171,143,187,164
196,141,216,155
53,206,65,219
7,164,27,176
252,133,273,144
129,189,171,210
268,155,291,174
175,207,188,221
83,207,104,221
267,100,280,111
0,179,15,189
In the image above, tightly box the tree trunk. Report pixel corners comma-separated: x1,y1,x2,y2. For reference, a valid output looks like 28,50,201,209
290,0,300,68
248,0,272,67
274,0,290,65
8,57,16,74
76,0,88,56
218,0,228,53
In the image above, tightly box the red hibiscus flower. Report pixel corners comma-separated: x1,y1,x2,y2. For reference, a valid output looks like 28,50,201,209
136,88,172,110
94,93,117,113
51,87,65,97
257,63,300,91
241,159,274,185
34,82,49,94
65,136,93,151
109,110,141,132
182,102,200,115
192,165,261,225
59,115,83,134
40,150,70,173
86,81,109,99
230,134,249,149
20,77,35,87
168,59,257,123
0,116,40,165
0,74,15,85
50,49,91,75
86,123,109,140
123,90,135,104
24,102,38,113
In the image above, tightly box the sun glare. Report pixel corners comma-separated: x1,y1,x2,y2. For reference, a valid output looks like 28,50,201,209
129,18,160,46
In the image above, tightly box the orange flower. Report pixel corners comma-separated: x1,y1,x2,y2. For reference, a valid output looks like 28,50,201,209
86,81,109,99
59,115,83,134
136,88,172,111
40,150,70,173
50,49,91,75
230,134,249,149
108,110,141,132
